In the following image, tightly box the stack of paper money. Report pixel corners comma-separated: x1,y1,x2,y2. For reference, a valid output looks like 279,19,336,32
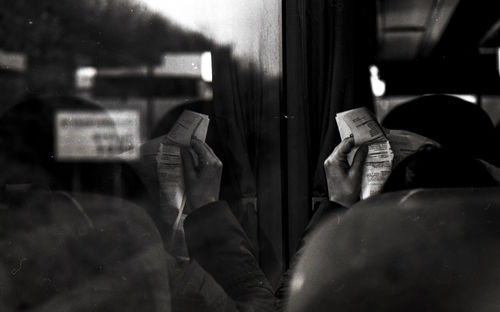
156,110,209,258
336,107,393,199
336,107,439,199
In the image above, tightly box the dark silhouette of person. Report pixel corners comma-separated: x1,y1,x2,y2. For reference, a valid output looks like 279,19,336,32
382,94,500,166
0,95,149,204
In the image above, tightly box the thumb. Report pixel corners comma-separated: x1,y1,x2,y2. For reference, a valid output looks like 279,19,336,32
349,144,368,179
180,147,197,180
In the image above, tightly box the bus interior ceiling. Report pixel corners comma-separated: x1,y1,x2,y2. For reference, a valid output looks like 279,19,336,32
376,0,500,96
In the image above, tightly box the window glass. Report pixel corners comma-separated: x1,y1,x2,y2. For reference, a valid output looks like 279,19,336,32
0,0,282,308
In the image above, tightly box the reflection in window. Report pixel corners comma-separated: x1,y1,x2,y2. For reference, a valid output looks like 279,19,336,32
0,0,283,310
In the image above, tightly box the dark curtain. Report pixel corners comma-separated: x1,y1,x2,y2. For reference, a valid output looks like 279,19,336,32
210,48,257,198
308,0,375,197
211,47,283,286
210,47,259,251
284,0,375,260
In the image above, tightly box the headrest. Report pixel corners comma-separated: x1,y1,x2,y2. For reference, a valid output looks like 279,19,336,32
288,187,500,312
0,95,124,194
381,94,500,165
0,191,170,311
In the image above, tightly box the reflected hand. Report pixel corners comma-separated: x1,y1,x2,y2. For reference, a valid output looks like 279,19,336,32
324,137,368,206
181,139,223,212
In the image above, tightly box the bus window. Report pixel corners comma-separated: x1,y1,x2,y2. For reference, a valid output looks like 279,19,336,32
0,0,282,310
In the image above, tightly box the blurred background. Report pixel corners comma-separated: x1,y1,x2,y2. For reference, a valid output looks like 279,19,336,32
0,0,283,284
0,0,281,139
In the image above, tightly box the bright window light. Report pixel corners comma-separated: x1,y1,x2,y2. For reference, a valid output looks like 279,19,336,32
201,52,212,82
75,67,97,89
370,65,386,97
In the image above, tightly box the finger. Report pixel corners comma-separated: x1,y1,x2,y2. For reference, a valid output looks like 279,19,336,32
191,139,220,165
326,137,354,162
190,139,210,164
180,147,197,179
325,137,355,168
333,137,355,160
192,138,217,159
349,144,368,179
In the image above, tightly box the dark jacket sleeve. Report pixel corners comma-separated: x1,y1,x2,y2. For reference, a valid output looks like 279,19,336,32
274,200,347,312
184,201,275,312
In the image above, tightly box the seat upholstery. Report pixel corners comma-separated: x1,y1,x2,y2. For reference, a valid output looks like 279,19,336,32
288,187,500,312
0,191,171,312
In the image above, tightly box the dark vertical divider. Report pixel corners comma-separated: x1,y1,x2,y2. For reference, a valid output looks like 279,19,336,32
283,0,375,263
283,0,312,263
257,76,284,286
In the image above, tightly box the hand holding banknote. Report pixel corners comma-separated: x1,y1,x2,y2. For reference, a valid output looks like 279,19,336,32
181,138,223,212
334,107,439,200
324,137,368,206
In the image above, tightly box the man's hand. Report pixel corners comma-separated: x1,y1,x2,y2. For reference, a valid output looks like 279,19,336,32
324,137,368,206
181,139,223,212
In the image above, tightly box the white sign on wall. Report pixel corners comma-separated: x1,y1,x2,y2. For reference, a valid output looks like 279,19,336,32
55,110,140,161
